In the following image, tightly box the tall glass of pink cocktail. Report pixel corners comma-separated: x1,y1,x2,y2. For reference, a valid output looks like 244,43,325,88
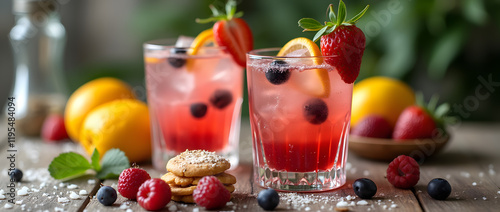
247,47,353,192
144,40,243,170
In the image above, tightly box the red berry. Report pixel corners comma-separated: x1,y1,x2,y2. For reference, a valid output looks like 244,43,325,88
298,2,369,84
213,17,253,67
351,115,393,138
392,106,436,140
387,155,420,189
118,168,151,200
199,1,253,67
41,114,69,142
137,178,171,211
321,25,365,84
193,176,230,209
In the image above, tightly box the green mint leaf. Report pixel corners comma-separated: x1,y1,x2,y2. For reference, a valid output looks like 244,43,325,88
347,5,369,24
48,152,92,180
298,18,324,31
337,0,347,25
95,149,130,180
435,103,450,119
313,25,329,42
91,148,101,172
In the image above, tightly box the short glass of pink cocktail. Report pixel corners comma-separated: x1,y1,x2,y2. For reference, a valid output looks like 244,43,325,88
144,39,243,171
247,48,352,192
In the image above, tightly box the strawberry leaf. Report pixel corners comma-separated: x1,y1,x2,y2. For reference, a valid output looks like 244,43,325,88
328,4,336,22
336,0,347,26
347,5,370,24
314,26,329,42
298,18,324,31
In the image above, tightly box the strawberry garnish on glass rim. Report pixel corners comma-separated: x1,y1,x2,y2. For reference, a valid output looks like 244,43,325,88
298,0,369,84
197,0,253,67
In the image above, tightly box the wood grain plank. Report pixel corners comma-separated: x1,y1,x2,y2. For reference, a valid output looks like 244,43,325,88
0,138,99,211
415,124,500,212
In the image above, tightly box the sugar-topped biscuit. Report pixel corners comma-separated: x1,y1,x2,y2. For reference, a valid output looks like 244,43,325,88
169,184,235,196
161,172,194,187
161,172,237,186
166,150,230,177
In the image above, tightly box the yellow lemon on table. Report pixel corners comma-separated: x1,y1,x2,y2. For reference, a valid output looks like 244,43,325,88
351,77,415,128
64,77,135,141
79,99,151,163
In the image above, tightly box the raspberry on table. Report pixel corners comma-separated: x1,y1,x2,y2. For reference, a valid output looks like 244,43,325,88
386,155,420,189
137,178,171,211
118,168,151,200
193,176,231,209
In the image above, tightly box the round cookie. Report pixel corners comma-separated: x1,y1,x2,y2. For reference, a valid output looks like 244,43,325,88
170,185,197,196
166,150,230,177
192,172,237,185
161,172,194,187
169,184,236,196
171,195,195,203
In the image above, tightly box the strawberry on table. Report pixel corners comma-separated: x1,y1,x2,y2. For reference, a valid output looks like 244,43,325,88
197,0,253,67
392,94,450,140
298,0,369,84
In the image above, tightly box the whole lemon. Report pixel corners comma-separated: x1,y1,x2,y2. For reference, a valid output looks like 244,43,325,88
79,99,151,162
351,77,415,128
65,77,135,141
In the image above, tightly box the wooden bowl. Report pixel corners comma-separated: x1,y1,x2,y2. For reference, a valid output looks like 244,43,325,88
348,134,450,161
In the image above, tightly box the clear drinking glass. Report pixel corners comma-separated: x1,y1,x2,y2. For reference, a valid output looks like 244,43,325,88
144,39,243,171
246,48,353,192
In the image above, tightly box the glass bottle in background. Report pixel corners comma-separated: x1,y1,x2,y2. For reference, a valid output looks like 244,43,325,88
7,0,67,136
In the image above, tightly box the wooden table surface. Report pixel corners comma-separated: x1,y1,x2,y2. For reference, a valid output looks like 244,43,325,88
1,121,499,212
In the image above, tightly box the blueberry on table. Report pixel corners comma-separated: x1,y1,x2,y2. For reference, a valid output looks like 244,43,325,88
97,186,118,206
9,168,23,182
266,60,291,85
353,178,377,199
168,48,187,68
427,178,451,200
303,98,329,124
209,89,233,109
257,188,280,210
190,103,208,118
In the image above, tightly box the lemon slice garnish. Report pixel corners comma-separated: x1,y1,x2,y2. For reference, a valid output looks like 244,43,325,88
189,28,217,55
277,37,330,98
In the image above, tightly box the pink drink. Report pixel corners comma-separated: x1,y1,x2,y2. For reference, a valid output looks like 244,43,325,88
144,40,243,170
247,48,352,192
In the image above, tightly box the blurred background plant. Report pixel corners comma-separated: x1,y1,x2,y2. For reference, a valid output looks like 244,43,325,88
1,0,499,121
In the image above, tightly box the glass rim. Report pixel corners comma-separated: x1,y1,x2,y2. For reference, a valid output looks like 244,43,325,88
143,38,226,51
247,47,338,60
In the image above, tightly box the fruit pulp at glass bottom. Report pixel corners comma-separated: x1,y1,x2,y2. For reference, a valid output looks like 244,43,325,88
259,135,345,172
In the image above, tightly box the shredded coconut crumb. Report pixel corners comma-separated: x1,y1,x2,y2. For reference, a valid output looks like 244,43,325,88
87,179,96,185
17,186,30,196
357,200,369,206
79,190,88,196
67,184,78,189
69,191,80,200
168,204,178,211
15,200,23,205
472,182,477,186
336,201,349,207
0,194,6,199
58,197,70,203
4,203,13,209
